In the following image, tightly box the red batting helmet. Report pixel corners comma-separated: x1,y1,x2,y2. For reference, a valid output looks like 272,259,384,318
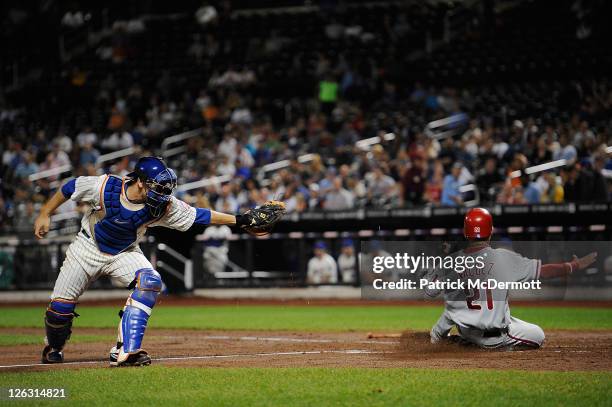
464,208,493,240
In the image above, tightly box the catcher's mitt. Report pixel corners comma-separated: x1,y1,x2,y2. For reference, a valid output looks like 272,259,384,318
236,200,286,236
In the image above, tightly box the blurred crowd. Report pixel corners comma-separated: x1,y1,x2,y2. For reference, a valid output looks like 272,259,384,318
2,76,611,234
177,106,612,216
2,2,612,234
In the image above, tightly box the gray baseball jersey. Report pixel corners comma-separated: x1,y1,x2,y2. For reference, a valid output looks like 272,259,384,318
434,246,541,330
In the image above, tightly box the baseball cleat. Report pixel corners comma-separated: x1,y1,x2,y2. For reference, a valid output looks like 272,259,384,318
42,345,64,364
111,350,151,367
446,335,476,347
109,345,119,364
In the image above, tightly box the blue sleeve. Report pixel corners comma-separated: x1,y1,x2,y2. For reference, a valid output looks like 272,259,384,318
61,178,77,199
525,187,540,204
442,176,451,190
444,176,459,197
194,208,212,225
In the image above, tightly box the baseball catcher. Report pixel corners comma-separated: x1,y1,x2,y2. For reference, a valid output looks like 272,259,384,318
33,156,285,366
427,207,596,349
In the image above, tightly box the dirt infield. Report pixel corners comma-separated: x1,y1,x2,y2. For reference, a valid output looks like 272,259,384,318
1,327,610,372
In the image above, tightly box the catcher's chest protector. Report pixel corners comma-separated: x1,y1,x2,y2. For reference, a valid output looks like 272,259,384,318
94,176,161,255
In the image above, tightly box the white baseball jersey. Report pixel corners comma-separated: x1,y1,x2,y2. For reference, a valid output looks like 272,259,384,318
52,175,204,301
202,224,232,245
434,246,541,330
306,254,338,284
337,253,357,283
202,225,232,275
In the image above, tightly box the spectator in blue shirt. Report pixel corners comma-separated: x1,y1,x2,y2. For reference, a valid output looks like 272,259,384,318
522,175,541,204
14,152,39,179
79,143,100,166
441,163,464,206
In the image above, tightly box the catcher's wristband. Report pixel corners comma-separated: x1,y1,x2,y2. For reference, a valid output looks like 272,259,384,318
235,214,249,227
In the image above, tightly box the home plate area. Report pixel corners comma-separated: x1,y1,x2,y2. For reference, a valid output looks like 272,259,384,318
1,328,610,372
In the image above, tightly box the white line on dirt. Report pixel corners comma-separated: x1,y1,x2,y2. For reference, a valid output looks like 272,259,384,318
155,349,383,362
197,335,397,345
0,360,103,369
0,349,383,369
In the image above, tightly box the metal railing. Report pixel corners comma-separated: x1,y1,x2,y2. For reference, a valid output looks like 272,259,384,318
177,175,232,193
424,113,469,140
29,164,73,182
355,132,396,150
161,128,202,159
97,146,136,165
156,243,193,290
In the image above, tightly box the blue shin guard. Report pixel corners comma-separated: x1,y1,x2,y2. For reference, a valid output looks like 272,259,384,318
117,269,162,361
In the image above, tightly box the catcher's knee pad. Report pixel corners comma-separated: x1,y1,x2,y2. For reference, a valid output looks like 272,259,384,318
118,269,162,355
45,299,78,350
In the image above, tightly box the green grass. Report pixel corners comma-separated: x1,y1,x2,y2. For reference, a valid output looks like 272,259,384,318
0,334,111,347
0,367,610,406
0,305,610,332
1,305,610,406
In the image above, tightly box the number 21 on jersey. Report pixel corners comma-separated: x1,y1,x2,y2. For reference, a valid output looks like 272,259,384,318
464,287,493,310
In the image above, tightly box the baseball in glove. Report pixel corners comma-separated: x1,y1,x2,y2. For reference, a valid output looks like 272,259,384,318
236,200,287,236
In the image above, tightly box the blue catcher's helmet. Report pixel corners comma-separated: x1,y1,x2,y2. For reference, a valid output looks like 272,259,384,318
127,156,177,216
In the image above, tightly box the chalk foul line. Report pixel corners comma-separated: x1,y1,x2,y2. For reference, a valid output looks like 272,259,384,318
0,349,383,369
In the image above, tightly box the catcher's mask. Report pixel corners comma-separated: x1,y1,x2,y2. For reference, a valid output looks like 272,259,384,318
128,156,177,217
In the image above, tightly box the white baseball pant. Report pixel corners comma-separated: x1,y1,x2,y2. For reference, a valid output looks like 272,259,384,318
457,316,545,348
432,310,545,349
51,231,153,301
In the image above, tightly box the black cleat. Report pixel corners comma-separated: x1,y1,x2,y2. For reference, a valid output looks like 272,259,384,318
42,346,64,364
113,350,151,367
